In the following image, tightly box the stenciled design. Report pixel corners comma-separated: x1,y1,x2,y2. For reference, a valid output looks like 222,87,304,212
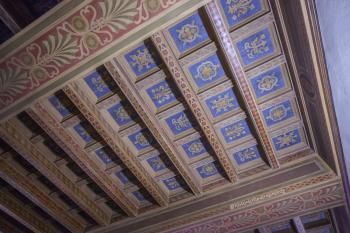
125,43,159,77
107,102,133,126
163,177,181,190
48,94,74,118
221,119,251,143
196,162,219,179
95,147,113,164
272,128,301,151
84,71,115,99
165,111,193,135
233,146,260,165
250,65,288,102
146,156,167,172
236,27,275,65
182,138,207,158
128,130,152,151
169,12,209,54
146,80,176,109
0,0,181,109
189,54,226,89
221,0,262,28
73,122,96,144
205,89,239,118
263,100,294,126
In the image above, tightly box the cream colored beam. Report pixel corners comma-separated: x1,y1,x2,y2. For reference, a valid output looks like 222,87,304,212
104,62,201,195
204,1,280,169
151,32,238,182
0,152,86,233
0,187,59,233
63,84,169,205
0,119,109,226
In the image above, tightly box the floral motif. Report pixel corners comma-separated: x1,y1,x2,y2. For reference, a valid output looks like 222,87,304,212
147,156,166,171
244,33,269,59
236,147,257,162
0,68,28,106
210,93,235,114
223,122,246,141
257,73,279,93
110,105,130,122
176,21,201,45
195,61,220,81
198,163,217,178
151,84,173,103
130,48,155,71
134,132,150,147
171,114,191,131
275,131,298,149
266,105,290,122
226,0,255,20
188,141,205,155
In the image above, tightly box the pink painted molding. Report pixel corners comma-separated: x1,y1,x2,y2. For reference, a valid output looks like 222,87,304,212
0,0,182,113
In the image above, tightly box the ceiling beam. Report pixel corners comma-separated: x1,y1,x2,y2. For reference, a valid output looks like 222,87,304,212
151,32,238,183
104,62,201,195
0,187,59,233
0,119,109,226
292,217,306,233
204,1,280,169
0,214,27,233
0,152,86,233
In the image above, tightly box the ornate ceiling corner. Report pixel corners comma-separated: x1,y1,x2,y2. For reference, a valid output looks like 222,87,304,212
0,152,86,233
0,119,110,226
0,186,60,233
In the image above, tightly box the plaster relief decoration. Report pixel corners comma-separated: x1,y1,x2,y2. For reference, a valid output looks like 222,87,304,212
0,0,181,110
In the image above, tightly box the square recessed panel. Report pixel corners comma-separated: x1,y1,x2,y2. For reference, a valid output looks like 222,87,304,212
232,145,261,165
162,176,182,191
249,64,290,103
236,27,277,67
127,129,154,152
146,155,169,172
168,12,209,55
219,119,252,145
182,137,210,159
132,190,147,202
107,102,136,127
271,128,302,152
261,99,295,128
95,146,115,165
115,170,133,185
84,71,116,100
188,53,226,91
164,110,195,138
204,88,240,119
219,0,267,29
196,161,222,179
145,79,178,111
124,42,160,79
48,94,74,119
73,122,98,145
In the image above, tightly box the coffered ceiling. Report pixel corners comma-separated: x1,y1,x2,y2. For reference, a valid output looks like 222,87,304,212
0,0,347,232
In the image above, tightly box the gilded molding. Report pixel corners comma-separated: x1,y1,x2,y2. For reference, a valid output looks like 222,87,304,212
151,32,238,183
0,119,109,225
204,1,280,169
63,84,168,207
104,61,201,194
0,188,60,233
0,156,85,233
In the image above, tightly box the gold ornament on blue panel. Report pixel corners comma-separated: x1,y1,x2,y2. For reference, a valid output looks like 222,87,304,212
130,48,154,72
177,20,201,45
91,76,106,93
244,33,269,59
188,141,205,155
227,0,255,20
266,104,290,122
275,131,298,148
171,114,191,131
195,61,220,82
210,93,235,114
151,84,173,104
224,122,246,140
257,73,279,93
135,133,149,147
237,147,256,161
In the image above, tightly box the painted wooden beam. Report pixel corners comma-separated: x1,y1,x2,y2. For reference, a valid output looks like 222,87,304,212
151,32,238,183
0,152,86,233
292,217,306,233
0,119,109,226
204,1,280,169
104,62,201,195
0,187,60,233
0,214,27,233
